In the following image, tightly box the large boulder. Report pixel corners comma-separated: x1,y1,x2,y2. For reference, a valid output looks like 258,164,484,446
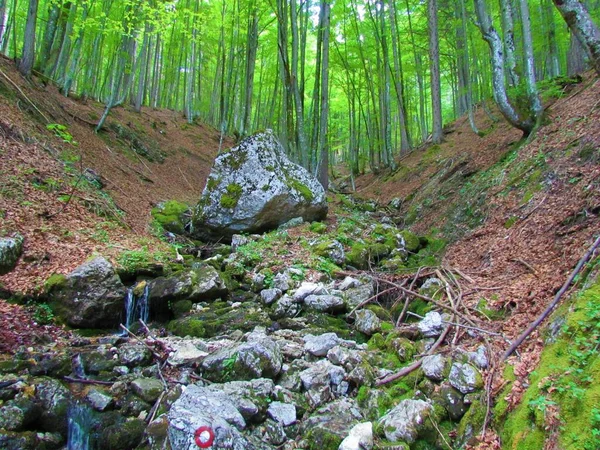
193,130,327,242
0,234,24,275
46,257,127,328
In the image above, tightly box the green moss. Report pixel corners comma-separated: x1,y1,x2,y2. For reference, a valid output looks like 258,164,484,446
220,183,243,209
167,317,206,337
207,176,221,191
171,300,192,318
288,179,314,202
44,274,67,292
310,222,328,234
504,216,518,229
380,322,394,331
223,150,248,170
400,231,421,253
304,427,344,450
498,277,600,450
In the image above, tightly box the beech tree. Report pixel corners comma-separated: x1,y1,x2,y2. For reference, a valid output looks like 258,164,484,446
17,0,38,77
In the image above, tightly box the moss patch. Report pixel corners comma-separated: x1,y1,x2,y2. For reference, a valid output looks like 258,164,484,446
287,179,314,202
220,183,243,209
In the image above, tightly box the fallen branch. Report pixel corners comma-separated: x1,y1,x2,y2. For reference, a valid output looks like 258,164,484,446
63,376,114,386
119,324,166,363
0,68,51,123
503,235,600,360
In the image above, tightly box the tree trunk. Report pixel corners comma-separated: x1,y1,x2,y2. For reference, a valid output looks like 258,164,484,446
428,0,443,144
242,5,258,137
18,0,38,77
474,0,533,135
519,0,543,126
0,0,6,46
62,2,89,96
552,0,600,76
500,0,520,86
290,0,308,167
317,0,330,190
35,1,59,71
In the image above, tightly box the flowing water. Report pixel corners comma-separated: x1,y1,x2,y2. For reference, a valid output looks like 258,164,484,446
122,283,150,333
67,403,94,450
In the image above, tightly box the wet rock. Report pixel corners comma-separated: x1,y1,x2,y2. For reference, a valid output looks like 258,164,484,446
0,234,23,275
417,311,444,337
168,385,249,450
436,384,467,421
353,310,381,336
0,396,41,431
339,422,373,450
449,363,483,394
100,418,145,450
268,402,297,426
87,388,114,411
304,294,345,313
260,288,283,306
80,350,118,375
379,399,434,443
148,264,228,316
118,342,151,367
131,378,164,403
35,377,70,433
421,354,448,381
304,333,341,357
193,130,327,242
46,256,126,328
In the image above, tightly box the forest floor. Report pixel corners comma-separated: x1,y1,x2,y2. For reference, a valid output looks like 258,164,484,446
0,54,599,449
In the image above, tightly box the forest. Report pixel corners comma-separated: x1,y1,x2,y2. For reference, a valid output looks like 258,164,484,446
3,0,600,180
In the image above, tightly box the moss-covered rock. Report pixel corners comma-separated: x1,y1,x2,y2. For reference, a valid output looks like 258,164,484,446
151,200,190,235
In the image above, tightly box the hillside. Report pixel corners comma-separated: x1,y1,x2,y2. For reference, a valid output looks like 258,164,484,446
0,56,599,450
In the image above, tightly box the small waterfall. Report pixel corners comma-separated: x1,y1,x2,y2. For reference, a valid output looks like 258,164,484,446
121,282,150,333
71,354,86,379
67,403,94,450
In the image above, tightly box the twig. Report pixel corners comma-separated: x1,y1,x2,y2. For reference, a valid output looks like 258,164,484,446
377,325,451,386
156,362,168,390
429,416,453,450
63,376,114,386
119,324,165,362
178,166,193,189
146,391,165,424
511,258,538,276
503,235,600,360
0,68,51,122
347,287,397,316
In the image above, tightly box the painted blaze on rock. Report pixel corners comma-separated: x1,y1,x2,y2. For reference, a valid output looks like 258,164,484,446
193,130,327,242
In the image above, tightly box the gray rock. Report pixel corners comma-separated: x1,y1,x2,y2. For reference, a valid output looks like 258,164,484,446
86,389,113,411
274,272,293,292
304,294,346,313
167,341,209,367
207,379,275,421
301,398,363,448
236,329,283,379
131,378,164,403
339,422,373,450
193,130,327,242
338,277,361,291
379,399,433,443
271,295,301,320
168,385,249,450
260,288,283,306
353,310,381,335
421,354,448,381
0,397,40,431
0,234,24,275
389,197,403,210
299,360,346,408
326,346,363,369
418,311,444,337
279,217,304,230
467,346,489,370
265,419,288,445
292,282,326,302
47,256,126,328
268,402,297,426
231,234,250,251
304,333,340,357
312,240,346,265
449,363,483,394
344,284,374,310
252,273,266,292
